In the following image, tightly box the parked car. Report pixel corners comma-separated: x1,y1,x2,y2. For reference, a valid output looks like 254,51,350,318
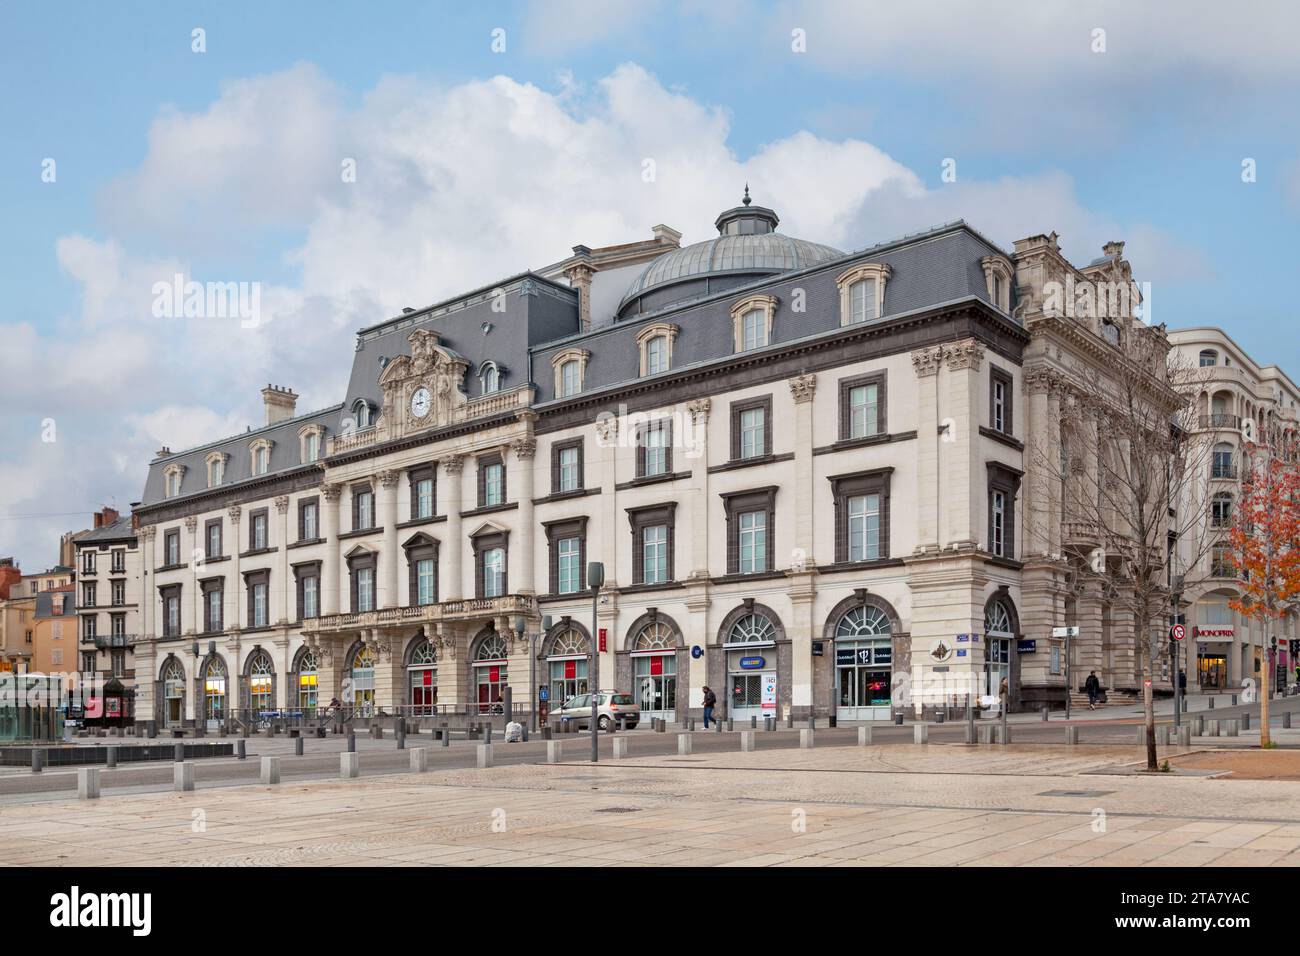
550,691,639,730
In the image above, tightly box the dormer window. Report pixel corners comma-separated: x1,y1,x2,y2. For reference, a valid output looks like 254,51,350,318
552,348,590,398
249,438,273,476
1101,320,1121,347
352,400,374,429
979,256,1013,313
204,453,227,489
836,264,891,326
1199,349,1218,367
480,362,501,395
731,295,777,353
635,323,679,376
298,424,324,464
163,464,185,498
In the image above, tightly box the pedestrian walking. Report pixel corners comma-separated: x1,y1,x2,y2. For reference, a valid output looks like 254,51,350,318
1084,671,1101,710
702,685,717,728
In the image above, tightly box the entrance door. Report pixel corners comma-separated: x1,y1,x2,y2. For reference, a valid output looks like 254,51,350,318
726,649,772,722
1199,653,1226,689
633,653,675,722
835,639,892,720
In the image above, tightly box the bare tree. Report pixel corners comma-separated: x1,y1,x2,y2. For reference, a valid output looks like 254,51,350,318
1036,323,1217,770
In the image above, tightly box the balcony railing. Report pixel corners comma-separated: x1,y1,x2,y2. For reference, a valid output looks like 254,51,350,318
1210,465,1238,480
1199,414,1241,430
325,386,535,457
303,594,536,633
79,633,137,649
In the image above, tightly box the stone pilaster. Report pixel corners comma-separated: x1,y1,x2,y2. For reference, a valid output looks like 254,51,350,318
274,495,290,625
441,456,464,601
511,434,537,594
320,484,342,616
595,417,620,587
378,470,401,608
943,339,984,548
184,516,200,636
686,399,711,579
227,506,242,634
912,345,945,552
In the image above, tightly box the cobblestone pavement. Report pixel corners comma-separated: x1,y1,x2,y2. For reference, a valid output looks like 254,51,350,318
3,744,1300,867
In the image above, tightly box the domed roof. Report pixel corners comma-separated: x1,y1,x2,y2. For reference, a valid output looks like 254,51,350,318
619,190,843,315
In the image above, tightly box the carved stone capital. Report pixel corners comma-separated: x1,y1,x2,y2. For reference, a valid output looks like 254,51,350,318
511,437,537,460
594,415,619,444
183,516,197,532
788,373,817,404
944,338,985,372
1024,367,1056,395
911,346,945,378
377,469,401,489
686,397,711,425
139,525,157,541
227,505,242,524
321,482,343,502
442,454,465,476
273,494,291,514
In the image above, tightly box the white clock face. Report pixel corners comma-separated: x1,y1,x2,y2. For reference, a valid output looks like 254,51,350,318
410,387,431,419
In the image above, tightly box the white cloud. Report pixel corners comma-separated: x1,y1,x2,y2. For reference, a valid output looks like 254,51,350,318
1,60,1202,565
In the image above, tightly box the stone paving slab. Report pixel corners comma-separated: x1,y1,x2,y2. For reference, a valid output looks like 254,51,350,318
4,744,1300,867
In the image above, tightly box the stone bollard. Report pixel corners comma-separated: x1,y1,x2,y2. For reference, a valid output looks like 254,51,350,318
340,752,359,779
1066,727,1079,746
1041,706,1050,722
799,729,815,749
441,728,450,748
236,739,246,760
410,748,428,772
1285,712,1293,729
294,737,304,756
786,715,794,729
714,718,722,734
477,744,493,769
677,734,693,755
894,713,904,726
1207,720,1220,737
858,726,872,746
1178,725,1192,747
914,724,929,745
261,755,280,785
173,742,184,762
688,718,696,731
1208,697,1215,709
484,725,493,746
612,738,628,759
1157,726,1170,745
1231,694,1238,707
106,746,118,769
726,719,734,732
174,762,194,792
998,725,1012,745
1242,713,1251,731
546,741,562,764
977,725,994,744
78,767,101,799
1226,719,1239,737
964,723,976,744
346,733,356,753
740,731,755,752
807,717,816,730
1192,716,1204,735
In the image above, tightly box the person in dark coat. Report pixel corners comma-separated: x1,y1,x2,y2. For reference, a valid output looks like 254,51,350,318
702,686,717,728
1084,671,1101,710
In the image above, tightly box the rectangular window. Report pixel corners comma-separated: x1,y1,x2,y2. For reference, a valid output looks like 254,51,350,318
415,477,435,519
484,463,503,506
990,368,1013,435
840,372,886,441
111,580,125,606
849,278,876,324
111,550,124,572
639,421,671,478
110,614,125,636
206,587,222,632
483,548,505,598
742,310,766,350
738,405,767,460
111,649,125,678
82,652,96,674
416,558,436,605
250,511,268,551
559,360,581,397
354,488,374,530
83,583,96,607
355,567,374,612
646,336,668,374
300,499,318,541
847,494,881,562
165,530,180,567
82,551,95,574
83,615,96,640
247,579,268,628
738,511,767,574
301,574,318,619
164,591,181,637
557,444,581,493
991,491,1006,557
642,525,668,584
206,520,222,559
557,538,581,594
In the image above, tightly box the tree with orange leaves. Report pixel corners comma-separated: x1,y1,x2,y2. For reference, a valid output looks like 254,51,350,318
1226,437,1300,747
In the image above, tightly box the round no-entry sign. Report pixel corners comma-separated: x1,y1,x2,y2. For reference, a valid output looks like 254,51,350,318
1170,624,1186,641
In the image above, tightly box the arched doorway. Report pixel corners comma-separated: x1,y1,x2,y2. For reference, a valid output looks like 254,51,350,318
201,654,228,729
406,635,438,715
294,648,319,714
544,623,591,708
628,618,678,722
983,595,1018,709
348,644,377,715
245,649,276,719
471,630,509,715
830,599,895,721
720,608,780,723
161,657,185,728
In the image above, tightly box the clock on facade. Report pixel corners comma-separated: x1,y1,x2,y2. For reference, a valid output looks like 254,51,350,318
410,386,431,419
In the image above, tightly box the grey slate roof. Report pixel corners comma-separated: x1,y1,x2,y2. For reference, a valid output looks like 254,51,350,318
76,517,137,544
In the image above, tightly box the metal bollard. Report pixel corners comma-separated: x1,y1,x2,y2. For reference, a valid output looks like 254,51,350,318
410,748,428,772
750,716,757,729
106,746,118,769
77,767,101,800
1177,725,1192,747
786,715,794,729
173,742,184,762
1041,706,1049,722
612,738,628,758
477,744,493,768
236,739,246,760
442,728,450,747
294,737,304,756
1066,727,1079,745
858,726,872,746
1208,697,1215,709
484,725,493,746
914,724,929,744
1285,712,1293,729
521,724,529,742
340,752,359,778
964,723,976,744
677,734,692,755
346,733,356,753
799,729,815,749
894,713,904,725
726,719,734,732
739,731,756,752
174,762,195,792
1231,694,1238,707
546,741,562,764
998,725,1012,745
261,755,280,785
714,717,722,734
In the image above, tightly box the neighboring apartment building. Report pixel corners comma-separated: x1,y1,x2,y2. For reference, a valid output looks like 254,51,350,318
30,584,75,684
128,193,1172,728
1168,328,1300,692
0,558,34,673
16,565,73,598
72,507,142,723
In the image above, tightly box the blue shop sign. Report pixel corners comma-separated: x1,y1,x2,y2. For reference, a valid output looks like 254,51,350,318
956,634,970,642
738,656,766,670
956,649,967,657
1017,640,1037,653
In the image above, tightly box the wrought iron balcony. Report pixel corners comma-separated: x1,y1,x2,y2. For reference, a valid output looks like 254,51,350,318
303,594,536,634
1198,413,1241,430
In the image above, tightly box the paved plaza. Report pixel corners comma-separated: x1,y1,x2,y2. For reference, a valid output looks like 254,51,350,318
4,740,1300,867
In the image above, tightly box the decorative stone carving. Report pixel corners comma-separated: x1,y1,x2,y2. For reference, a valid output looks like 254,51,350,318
594,416,619,444
273,494,290,514
321,482,342,501
511,437,537,460
442,454,465,476
788,374,817,404
377,470,401,489
183,516,197,532
686,397,711,425
911,346,945,377
376,328,471,437
944,338,985,372
227,505,242,524
1024,367,1057,395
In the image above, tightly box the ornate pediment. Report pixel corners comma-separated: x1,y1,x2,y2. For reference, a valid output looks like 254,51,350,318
376,329,471,436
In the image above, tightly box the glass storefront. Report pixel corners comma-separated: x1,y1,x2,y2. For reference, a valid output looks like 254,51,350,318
724,612,778,722
474,632,508,714
407,640,437,715
163,659,185,727
203,655,227,727
1198,652,1227,690
547,629,590,706
351,645,375,715
631,621,676,721
834,605,893,720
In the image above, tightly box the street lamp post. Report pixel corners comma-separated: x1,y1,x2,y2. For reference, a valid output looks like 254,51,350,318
588,562,604,763
537,615,552,734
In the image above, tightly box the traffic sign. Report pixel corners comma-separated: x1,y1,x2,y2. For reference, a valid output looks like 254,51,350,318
1170,624,1186,641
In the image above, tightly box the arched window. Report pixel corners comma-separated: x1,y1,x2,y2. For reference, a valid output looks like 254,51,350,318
248,651,274,716
833,601,892,717
479,362,500,395
632,622,675,651
631,620,676,719
353,400,373,429
407,639,437,715
1199,349,1218,367
546,627,590,705
202,655,228,723
351,645,376,714
726,613,776,644
984,596,1016,702
297,649,319,712
162,658,186,727
835,604,891,638
473,631,509,714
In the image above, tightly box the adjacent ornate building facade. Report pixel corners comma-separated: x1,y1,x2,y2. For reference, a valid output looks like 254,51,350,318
125,195,1183,727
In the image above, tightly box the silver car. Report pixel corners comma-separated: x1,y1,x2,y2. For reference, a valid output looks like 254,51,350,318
550,691,640,730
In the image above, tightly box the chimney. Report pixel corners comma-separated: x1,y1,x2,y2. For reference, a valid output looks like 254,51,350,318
94,511,103,529
651,224,682,247
95,506,119,529
155,445,171,458
261,384,299,426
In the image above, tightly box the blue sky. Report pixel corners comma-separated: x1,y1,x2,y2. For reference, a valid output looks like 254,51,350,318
2,0,1299,566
